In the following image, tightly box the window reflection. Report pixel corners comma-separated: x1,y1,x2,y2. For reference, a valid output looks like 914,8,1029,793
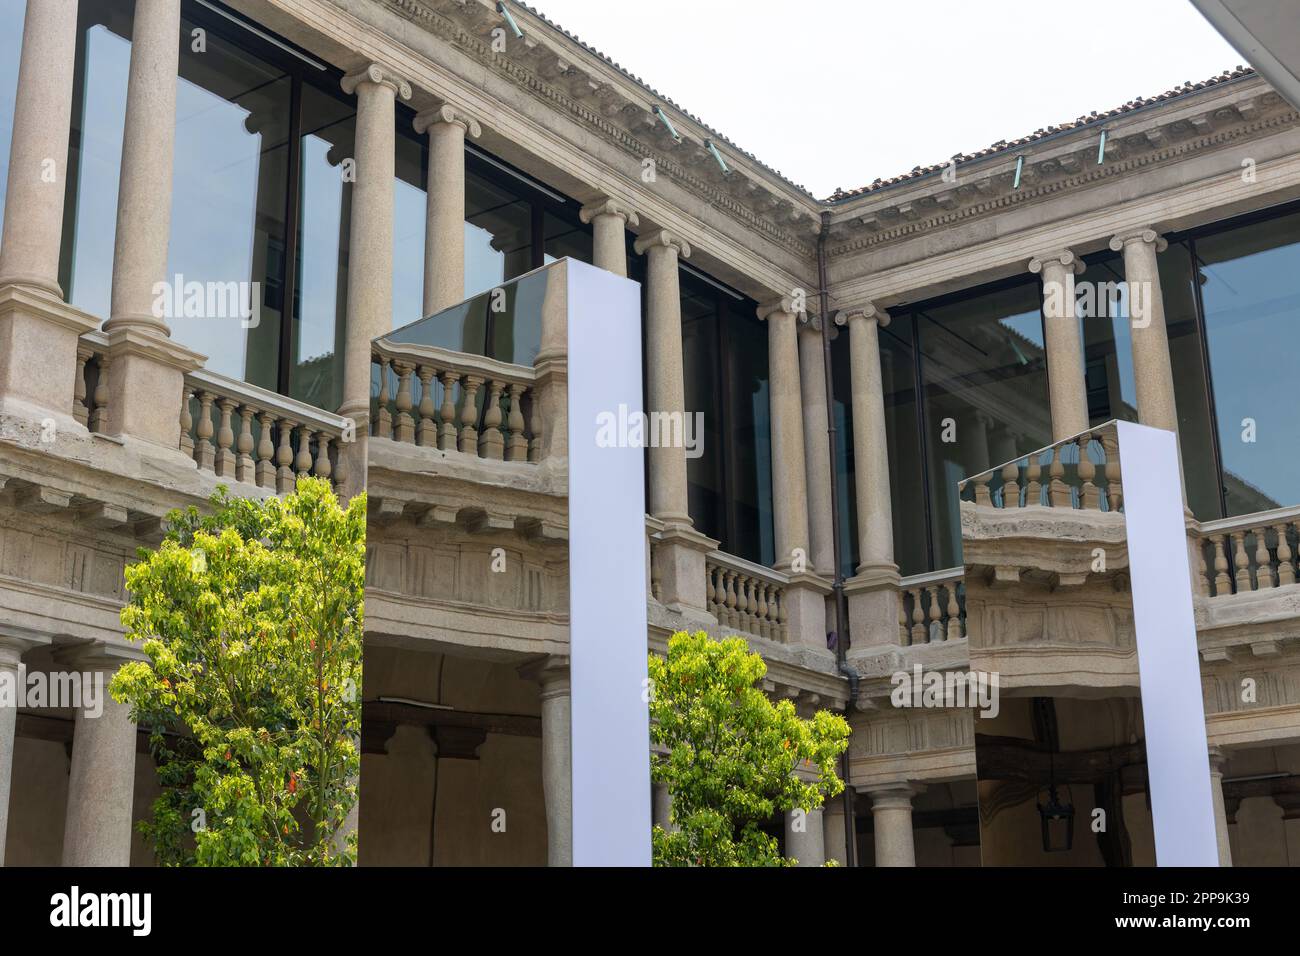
1197,212,1300,516
0,0,27,239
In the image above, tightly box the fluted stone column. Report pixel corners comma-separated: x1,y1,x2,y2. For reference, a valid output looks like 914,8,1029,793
101,0,203,448
785,806,826,866
823,794,850,866
580,198,637,277
0,0,98,426
798,315,835,578
0,633,50,864
1109,228,1177,433
1209,748,1233,867
635,230,717,614
868,783,921,867
414,103,480,316
59,644,145,867
839,304,901,647
336,63,410,497
1029,249,1089,441
535,656,572,866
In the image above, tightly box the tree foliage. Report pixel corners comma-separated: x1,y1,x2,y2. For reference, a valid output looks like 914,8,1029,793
110,477,366,866
648,630,850,866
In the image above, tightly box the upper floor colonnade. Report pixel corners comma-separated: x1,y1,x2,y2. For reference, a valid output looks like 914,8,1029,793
2,0,1297,645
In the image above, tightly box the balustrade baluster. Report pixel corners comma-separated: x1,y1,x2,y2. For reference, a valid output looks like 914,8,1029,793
90,358,110,433
438,372,459,450
314,432,333,481
178,386,193,456
1214,534,1232,596
1233,532,1251,592
375,358,392,440
899,591,910,645
235,405,255,484
1277,523,1296,586
506,384,528,462
459,376,483,455
1049,447,1070,507
276,419,296,493
1254,526,1274,590
479,380,505,460
1078,436,1099,509
394,362,415,443
256,412,276,488
194,391,215,471
946,584,963,640
1001,459,1020,509
1025,453,1042,506
910,587,925,644
927,584,941,643
1102,431,1122,510
73,347,90,426
294,424,314,479
416,366,437,447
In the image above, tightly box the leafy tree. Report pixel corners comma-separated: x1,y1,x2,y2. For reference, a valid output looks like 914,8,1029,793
648,630,850,866
110,477,366,866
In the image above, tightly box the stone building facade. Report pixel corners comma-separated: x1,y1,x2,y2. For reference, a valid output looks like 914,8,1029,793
1,0,1299,866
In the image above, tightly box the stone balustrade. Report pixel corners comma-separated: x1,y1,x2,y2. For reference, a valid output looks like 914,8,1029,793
897,568,966,646
181,367,351,493
370,340,539,463
959,424,1121,512
706,552,789,643
1199,505,1300,599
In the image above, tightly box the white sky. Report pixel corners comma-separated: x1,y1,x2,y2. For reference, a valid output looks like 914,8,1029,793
528,0,1243,198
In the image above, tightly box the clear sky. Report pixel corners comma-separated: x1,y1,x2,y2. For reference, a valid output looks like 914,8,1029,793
528,0,1243,198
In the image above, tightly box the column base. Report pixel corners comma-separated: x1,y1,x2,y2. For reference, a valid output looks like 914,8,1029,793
845,563,902,648
102,326,205,452
652,523,719,613
0,284,99,428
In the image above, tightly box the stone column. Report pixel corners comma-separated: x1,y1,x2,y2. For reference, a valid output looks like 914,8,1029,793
413,103,480,316
785,806,826,866
0,633,50,864
634,230,717,615
335,64,410,497
1208,748,1233,867
839,305,901,647
0,0,98,426
579,198,637,277
59,643,145,867
798,314,835,578
1109,228,1177,434
823,793,850,866
532,656,572,866
1029,249,1089,441
868,783,921,867
101,0,203,447
651,780,673,831
759,297,811,572
634,230,692,529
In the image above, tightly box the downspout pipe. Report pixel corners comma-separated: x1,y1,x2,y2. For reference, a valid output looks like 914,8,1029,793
817,210,858,866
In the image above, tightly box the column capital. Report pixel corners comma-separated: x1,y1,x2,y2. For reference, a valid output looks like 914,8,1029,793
1109,227,1168,254
797,312,824,332
0,630,51,667
413,102,482,138
863,782,925,807
756,296,799,322
53,640,148,674
518,653,570,693
579,197,639,228
834,302,890,329
1027,248,1085,275
633,229,690,259
341,62,413,101
1207,746,1230,774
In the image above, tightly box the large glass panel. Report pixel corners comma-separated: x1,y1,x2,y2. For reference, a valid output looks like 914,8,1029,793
1197,213,1300,516
167,14,290,388
464,166,532,299
291,84,354,412
1078,257,1138,426
1161,241,1222,519
681,271,724,545
393,125,425,329
722,305,772,566
831,327,858,578
917,281,1051,569
0,0,27,238
879,315,929,576
542,210,592,266
62,1,133,316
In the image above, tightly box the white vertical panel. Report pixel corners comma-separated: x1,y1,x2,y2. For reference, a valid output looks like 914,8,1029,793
1117,420,1219,866
565,259,652,866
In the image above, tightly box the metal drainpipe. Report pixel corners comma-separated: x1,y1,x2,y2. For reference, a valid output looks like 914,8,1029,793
817,210,859,866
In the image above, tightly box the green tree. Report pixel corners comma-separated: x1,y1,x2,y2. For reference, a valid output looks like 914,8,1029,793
648,630,850,866
110,477,366,866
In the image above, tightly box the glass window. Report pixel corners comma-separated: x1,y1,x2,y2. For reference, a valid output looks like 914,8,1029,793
1196,212,1300,516
543,210,592,266
61,1,132,316
1079,257,1138,426
168,13,291,389
464,166,532,299
878,315,929,576
1160,240,1221,520
0,0,27,239
915,281,1052,569
290,84,353,411
831,326,858,578
392,121,425,329
722,306,773,566
681,272,724,544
